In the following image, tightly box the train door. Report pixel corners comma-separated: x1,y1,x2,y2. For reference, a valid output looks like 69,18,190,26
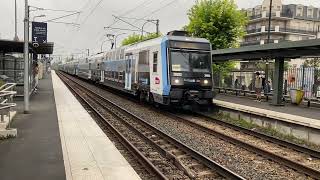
138,50,150,87
125,55,132,90
88,63,92,79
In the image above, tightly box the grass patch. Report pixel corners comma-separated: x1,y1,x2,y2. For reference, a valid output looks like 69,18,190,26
212,112,320,150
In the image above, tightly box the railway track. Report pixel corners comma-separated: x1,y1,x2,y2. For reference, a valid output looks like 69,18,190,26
163,112,320,179
58,71,320,179
57,72,245,180
192,112,320,159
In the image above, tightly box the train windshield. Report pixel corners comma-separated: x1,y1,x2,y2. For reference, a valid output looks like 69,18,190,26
171,51,211,72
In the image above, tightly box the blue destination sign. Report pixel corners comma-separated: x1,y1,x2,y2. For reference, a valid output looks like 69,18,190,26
32,22,47,47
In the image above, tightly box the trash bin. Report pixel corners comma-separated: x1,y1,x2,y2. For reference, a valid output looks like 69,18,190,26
290,88,304,105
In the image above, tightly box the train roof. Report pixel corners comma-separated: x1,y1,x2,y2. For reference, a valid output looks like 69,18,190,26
73,34,212,63
166,35,210,44
123,35,210,52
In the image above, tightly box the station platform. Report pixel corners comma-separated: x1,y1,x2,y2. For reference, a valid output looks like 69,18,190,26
0,73,65,180
0,71,140,180
213,94,320,129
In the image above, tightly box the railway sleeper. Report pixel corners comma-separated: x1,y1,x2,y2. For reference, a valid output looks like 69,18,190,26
169,149,185,156
164,151,199,179
176,154,192,160
187,163,205,170
154,139,166,145
197,170,217,178
159,143,174,149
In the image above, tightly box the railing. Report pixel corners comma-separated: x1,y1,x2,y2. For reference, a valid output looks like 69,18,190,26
240,41,261,46
280,12,293,18
246,27,275,34
0,69,37,96
249,11,293,20
240,39,287,47
213,68,320,100
249,14,262,20
246,28,261,34
279,27,316,35
246,26,316,35
0,83,17,127
264,26,276,31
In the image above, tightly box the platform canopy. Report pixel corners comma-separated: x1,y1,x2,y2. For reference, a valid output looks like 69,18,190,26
212,39,320,61
0,39,54,54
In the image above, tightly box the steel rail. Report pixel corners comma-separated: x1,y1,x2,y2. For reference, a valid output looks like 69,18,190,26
194,112,320,159
58,71,320,179
164,112,320,180
58,71,245,180
86,75,320,160
58,72,167,180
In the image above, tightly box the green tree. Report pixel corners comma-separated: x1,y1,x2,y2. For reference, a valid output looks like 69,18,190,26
303,58,320,68
185,0,248,85
186,0,247,49
122,33,161,46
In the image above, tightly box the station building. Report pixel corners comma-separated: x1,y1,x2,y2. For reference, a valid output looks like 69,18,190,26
0,39,53,95
242,0,320,47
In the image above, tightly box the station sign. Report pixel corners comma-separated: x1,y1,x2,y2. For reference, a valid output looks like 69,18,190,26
32,22,47,48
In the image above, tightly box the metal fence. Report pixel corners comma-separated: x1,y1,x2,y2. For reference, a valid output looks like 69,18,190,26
0,55,37,96
213,67,320,99
0,83,17,126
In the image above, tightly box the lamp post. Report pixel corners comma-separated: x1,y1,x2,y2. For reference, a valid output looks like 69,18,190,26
114,33,126,49
33,15,46,22
265,0,273,87
267,0,273,44
106,34,115,49
24,0,29,113
100,39,110,52
141,19,159,38
86,49,90,57
14,0,19,41
106,33,126,49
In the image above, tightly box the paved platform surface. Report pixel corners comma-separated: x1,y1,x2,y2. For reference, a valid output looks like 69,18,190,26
214,94,320,129
0,73,66,180
52,71,141,180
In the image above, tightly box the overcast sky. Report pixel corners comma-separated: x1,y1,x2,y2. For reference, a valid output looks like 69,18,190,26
1,0,320,57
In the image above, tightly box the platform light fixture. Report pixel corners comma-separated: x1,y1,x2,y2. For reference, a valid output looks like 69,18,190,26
33,14,46,21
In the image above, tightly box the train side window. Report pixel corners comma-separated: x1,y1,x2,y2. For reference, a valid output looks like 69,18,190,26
153,52,158,73
120,49,125,59
139,51,149,65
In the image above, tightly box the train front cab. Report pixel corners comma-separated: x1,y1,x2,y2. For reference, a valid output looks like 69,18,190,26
152,36,214,106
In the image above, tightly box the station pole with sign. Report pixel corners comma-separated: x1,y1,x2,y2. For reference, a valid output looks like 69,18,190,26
23,1,48,113
23,0,29,113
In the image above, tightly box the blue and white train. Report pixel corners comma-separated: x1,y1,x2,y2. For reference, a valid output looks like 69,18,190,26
60,31,215,106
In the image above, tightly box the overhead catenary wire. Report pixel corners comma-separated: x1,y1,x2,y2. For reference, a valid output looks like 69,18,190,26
139,0,177,20
110,0,176,37
112,15,150,33
29,6,81,13
100,0,154,48
79,0,94,12
103,27,145,32
104,0,155,29
93,0,156,48
80,0,104,25
43,12,81,23
49,21,80,26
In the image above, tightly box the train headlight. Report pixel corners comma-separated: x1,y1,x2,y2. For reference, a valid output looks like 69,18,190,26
172,77,184,85
201,79,211,86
